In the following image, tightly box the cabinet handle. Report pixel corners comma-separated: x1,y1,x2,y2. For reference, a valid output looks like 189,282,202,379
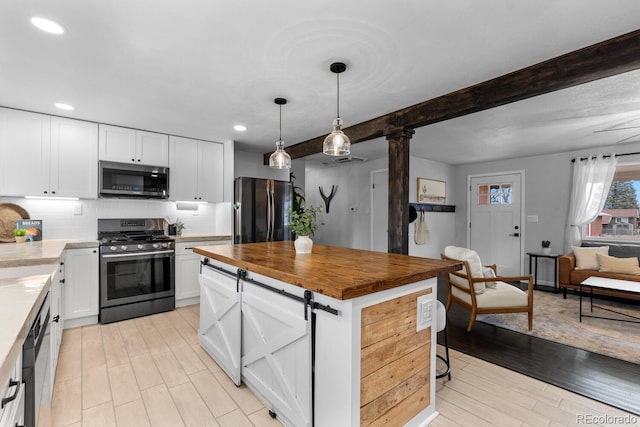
53,315,60,323
1,379,19,408
137,159,141,162
131,158,135,162
44,190,48,194
93,250,97,253
52,191,56,194
184,247,193,250
60,279,65,284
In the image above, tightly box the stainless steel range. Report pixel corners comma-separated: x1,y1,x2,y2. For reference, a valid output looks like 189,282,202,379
98,218,175,324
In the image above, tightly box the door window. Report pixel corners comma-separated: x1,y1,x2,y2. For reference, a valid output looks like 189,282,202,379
478,183,512,205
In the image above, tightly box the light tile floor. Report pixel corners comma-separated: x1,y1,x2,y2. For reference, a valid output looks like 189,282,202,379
48,305,638,427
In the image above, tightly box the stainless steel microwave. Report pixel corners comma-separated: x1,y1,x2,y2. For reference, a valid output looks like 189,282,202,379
99,161,169,199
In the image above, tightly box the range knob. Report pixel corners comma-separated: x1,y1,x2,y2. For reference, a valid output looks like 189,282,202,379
152,243,160,249
137,244,144,250
110,246,117,251
161,242,168,248
120,245,128,251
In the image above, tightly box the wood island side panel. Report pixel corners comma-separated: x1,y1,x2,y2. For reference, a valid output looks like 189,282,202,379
360,289,431,426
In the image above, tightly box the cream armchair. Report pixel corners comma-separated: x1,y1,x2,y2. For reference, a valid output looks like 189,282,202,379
441,246,534,332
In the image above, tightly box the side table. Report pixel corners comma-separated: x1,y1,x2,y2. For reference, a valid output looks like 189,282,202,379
526,252,560,293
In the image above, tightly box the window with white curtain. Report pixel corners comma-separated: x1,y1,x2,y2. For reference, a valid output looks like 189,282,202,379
583,162,640,241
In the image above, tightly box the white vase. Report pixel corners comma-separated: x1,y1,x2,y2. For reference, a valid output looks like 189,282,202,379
294,235,313,254
542,247,551,254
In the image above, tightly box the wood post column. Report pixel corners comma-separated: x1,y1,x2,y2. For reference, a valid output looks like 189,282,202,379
386,127,414,255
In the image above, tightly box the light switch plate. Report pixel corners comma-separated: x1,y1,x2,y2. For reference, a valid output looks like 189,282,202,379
527,215,539,222
416,295,433,332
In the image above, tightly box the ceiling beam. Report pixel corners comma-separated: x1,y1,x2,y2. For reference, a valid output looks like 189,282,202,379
263,28,640,164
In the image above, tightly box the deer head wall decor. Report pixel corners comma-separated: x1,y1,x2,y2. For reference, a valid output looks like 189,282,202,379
319,185,336,213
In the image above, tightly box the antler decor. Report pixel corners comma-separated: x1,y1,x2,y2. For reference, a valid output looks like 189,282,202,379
319,185,336,213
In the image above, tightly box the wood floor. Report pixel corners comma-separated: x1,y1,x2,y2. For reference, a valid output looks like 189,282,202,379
47,305,638,427
440,279,640,416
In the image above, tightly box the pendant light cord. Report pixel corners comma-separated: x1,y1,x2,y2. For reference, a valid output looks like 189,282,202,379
279,104,282,141
336,72,340,119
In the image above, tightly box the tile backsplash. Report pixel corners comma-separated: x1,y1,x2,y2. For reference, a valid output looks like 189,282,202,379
0,197,232,241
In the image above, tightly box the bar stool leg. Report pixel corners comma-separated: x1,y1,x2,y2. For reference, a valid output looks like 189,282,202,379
436,300,451,380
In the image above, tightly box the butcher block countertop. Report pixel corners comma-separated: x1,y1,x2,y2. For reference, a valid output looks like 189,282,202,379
193,241,461,300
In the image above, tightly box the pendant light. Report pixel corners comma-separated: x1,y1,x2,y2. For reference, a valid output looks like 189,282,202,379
269,97,291,169
323,62,351,156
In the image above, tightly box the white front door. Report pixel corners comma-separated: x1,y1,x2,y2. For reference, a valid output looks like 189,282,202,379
371,169,388,252
469,172,523,276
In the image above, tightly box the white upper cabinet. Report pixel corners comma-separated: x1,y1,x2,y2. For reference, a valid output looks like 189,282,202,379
169,136,224,202
51,117,98,198
99,124,168,166
0,108,98,198
0,108,50,197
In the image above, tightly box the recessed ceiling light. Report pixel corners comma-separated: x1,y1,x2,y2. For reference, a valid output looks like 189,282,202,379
30,17,65,35
234,125,247,132
55,103,75,111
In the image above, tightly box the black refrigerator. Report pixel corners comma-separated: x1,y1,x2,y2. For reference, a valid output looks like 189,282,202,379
234,177,293,243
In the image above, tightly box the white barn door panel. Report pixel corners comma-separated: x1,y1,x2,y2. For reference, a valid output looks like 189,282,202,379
241,281,312,427
199,267,242,385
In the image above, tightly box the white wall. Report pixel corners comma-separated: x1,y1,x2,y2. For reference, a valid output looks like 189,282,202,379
305,157,387,249
304,155,456,255
409,157,456,259
234,150,289,181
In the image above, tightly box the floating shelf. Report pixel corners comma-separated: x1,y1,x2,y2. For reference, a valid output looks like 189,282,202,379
410,203,456,213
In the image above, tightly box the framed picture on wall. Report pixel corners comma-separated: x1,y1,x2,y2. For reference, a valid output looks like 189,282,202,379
417,178,446,204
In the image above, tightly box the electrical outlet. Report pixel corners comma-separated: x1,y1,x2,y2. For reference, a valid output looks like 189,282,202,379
73,203,83,216
416,295,433,332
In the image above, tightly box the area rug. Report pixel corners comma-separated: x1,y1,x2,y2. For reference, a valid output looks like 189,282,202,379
477,290,640,364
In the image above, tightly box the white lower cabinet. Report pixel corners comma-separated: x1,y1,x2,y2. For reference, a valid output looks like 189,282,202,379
50,263,64,388
175,240,230,305
199,261,312,427
63,247,99,328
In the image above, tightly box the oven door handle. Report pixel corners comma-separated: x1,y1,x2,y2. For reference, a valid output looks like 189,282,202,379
102,250,175,258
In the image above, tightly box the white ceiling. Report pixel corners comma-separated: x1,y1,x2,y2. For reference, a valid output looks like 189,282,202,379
1,1,639,166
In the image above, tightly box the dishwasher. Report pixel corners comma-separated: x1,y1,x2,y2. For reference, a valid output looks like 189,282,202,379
23,291,51,427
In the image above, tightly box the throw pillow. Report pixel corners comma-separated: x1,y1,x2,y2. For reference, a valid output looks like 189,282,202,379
444,246,485,294
596,253,640,275
483,266,498,289
572,246,609,270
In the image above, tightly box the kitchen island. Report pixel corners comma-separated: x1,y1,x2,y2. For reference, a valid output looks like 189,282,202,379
193,242,460,427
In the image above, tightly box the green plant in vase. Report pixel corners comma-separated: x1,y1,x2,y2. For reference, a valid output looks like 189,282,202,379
287,205,323,254
13,228,26,243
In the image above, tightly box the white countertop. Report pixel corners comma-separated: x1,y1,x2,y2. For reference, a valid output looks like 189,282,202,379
0,271,55,391
0,239,98,268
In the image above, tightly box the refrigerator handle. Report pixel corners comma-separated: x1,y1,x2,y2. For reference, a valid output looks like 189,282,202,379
266,180,272,241
270,184,276,240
